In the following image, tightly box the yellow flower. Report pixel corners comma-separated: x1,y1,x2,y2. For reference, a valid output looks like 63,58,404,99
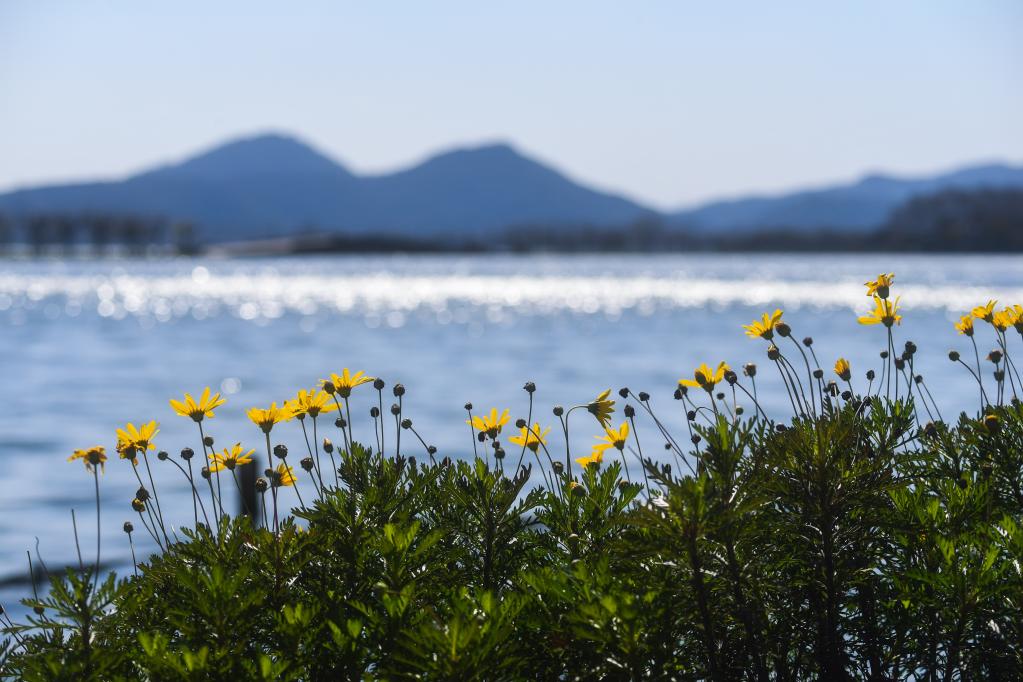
1010,305,1023,333
586,389,616,428
992,309,1013,333
285,388,337,420
508,423,550,453
247,403,289,433
116,421,159,453
679,362,730,392
272,463,297,487
743,309,784,340
864,273,895,299
575,447,605,469
116,437,138,466
322,369,374,398
954,315,974,336
972,300,997,323
467,408,510,437
68,446,107,473
858,296,902,327
169,387,226,422
834,358,851,382
208,442,255,472
594,421,630,453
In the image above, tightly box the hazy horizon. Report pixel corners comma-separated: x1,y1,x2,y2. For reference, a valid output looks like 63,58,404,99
2,1,1021,208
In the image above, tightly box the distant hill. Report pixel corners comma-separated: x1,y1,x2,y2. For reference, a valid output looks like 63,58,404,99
0,132,1021,241
0,134,649,242
672,163,1023,233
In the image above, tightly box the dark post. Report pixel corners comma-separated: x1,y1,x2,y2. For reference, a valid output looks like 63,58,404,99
240,454,259,526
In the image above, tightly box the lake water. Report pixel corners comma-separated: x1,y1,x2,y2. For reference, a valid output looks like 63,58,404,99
1,253,1021,606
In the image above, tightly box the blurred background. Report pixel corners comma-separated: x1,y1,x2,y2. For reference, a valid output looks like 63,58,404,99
1,2,1021,596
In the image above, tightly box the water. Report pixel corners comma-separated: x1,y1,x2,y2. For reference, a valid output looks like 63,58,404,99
1,253,1021,607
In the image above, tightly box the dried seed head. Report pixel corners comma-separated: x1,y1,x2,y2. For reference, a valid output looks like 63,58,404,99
273,444,288,459
373,378,385,390
463,402,473,411
948,350,961,362
300,457,314,472
624,404,635,418
203,435,214,447
255,477,268,493
552,405,564,417
523,381,536,394
123,521,134,534
180,447,194,460
157,450,169,461
370,406,380,418
393,383,405,397
322,438,333,453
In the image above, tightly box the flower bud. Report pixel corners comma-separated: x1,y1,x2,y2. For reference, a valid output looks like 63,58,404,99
841,390,852,401
123,521,134,534
370,406,380,418
894,358,906,371
743,362,757,378
691,434,701,445
735,406,744,415
880,351,889,360
638,391,650,401
373,378,385,390
523,381,536,394
131,498,146,512
200,467,211,480
477,431,486,442
464,402,473,411
813,368,824,379
203,435,214,447
428,445,438,456
716,392,725,400
494,448,505,460
802,336,813,347
866,369,876,380
515,418,527,428
390,403,401,415
255,477,268,493
552,406,564,417
624,404,635,418
157,450,169,461
687,410,696,421
300,457,314,472
618,387,629,398
335,417,347,429
180,447,194,460
393,383,405,397
273,444,288,459
673,388,683,400
776,322,791,337
135,486,150,502
767,345,780,360
322,381,336,394
401,419,412,429
322,438,333,453
724,370,738,385
948,350,960,362
988,350,1003,364
985,414,1000,433
552,461,564,475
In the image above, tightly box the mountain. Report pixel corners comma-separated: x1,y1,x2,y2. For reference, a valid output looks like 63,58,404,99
672,163,1023,233
0,134,649,241
1,132,1021,241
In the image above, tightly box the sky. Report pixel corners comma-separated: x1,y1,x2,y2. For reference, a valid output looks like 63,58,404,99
0,1,1020,209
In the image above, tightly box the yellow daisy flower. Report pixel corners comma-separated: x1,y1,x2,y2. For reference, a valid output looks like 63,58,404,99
68,446,107,473
594,421,630,453
169,387,226,422
972,300,997,323
679,362,730,392
864,273,895,299
285,388,337,420
116,421,159,453
508,423,550,453
834,358,851,382
322,369,374,398
272,463,297,488
467,408,510,437
954,315,974,336
743,309,784,340
575,447,605,469
586,389,616,428
858,296,902,327
247,403,289,434
208,442,255,472
992,309,1013,333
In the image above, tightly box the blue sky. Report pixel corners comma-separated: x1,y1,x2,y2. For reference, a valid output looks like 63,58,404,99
1,1,1020,208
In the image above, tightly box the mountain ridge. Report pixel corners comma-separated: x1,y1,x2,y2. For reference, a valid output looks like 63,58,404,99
0,132,1020,241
